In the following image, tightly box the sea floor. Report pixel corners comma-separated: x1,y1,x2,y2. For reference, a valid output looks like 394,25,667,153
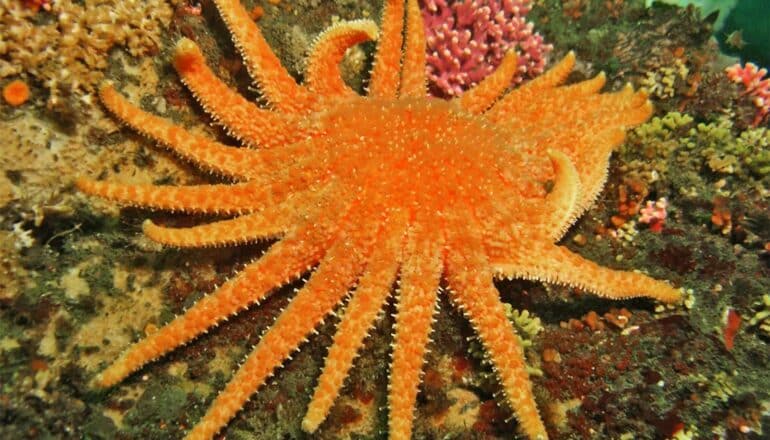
1,0,768,439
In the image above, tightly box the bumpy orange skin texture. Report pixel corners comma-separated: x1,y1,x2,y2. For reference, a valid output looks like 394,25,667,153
76,0,681,439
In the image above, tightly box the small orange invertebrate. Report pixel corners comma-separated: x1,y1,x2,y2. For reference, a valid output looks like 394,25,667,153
2,80,30,107
249,5,264,21
723,308,741,351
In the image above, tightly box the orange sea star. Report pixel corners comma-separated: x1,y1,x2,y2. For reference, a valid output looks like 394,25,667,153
76,0,682,439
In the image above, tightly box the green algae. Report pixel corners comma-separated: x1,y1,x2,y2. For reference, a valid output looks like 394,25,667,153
123,380,189,438
82,412,118,440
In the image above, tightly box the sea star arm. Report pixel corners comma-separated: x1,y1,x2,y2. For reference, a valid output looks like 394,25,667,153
184,211,380,440
487,73,610,125
445,208,547,439
387,222,443,439
77,152,335,214
459,51,519,114
601,88,652,130
559,86,648,132
95,218,339,388
566,71,607,94
302,211,407,433
491,243,682,304
519,93,652,222
100,85,263,180
210,0,315,113
566,127,628,225
76,179,266,214
305,20,377,98
446,269,547,440
369,0,405,98
399,0,427,98
497,84,649,133
140,186,331,247
513,51,575,92
142,214,284,247
484,51,576,119
172,39,308,149
540,150,580,241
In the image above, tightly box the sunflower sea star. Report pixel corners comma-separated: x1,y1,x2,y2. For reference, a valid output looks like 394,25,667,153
76,0,682,438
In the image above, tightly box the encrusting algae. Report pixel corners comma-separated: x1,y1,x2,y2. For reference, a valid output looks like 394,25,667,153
73,0,682,439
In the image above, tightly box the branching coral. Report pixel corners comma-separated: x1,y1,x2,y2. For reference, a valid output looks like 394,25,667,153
726,62,770,126
421,0,551,97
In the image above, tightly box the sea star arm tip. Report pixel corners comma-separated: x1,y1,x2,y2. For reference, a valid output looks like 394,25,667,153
141,213,285,248
492,243,681,305
459,49,519,113
99,84,267,178
542,149,581,239
530,50,576,90
98,218,337,393
369,0,405,98
210,0,314,113
306,19,378,97
446,235,548,440
172,37,202,75
399,0,428,98
171,36,307,149
573,71,607,94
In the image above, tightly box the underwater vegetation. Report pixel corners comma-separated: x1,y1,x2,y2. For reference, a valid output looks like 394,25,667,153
0,0,768,439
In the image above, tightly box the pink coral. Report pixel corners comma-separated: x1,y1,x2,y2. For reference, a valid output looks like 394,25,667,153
421,0,552,97
639,197,668,233
726,62,770,126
